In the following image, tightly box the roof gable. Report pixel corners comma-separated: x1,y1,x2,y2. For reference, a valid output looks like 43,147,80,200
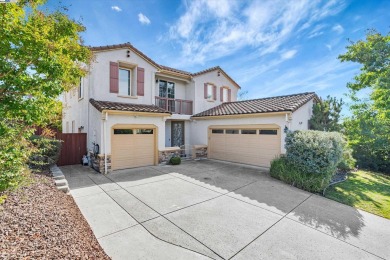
191,66,240,89
89,43,161,69
88,43,240,87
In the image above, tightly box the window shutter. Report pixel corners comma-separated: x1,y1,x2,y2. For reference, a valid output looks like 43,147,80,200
228,89,232,102
220,88,223,102
109,62,119,93
204,83,208,99
213,85,217,100
137,67,145,96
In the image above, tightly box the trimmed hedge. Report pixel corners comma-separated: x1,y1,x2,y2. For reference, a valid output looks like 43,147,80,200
285,130,345,176
270,156,332,192
271,130,346,193
29,136,62,171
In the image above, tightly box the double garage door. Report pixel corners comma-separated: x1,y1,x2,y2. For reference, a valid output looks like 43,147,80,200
209,125,281,167
111,127,156,170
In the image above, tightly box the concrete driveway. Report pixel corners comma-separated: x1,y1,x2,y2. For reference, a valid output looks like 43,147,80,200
61,160,389,260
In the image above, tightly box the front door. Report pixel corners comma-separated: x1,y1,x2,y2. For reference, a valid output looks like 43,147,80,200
171,121,184,148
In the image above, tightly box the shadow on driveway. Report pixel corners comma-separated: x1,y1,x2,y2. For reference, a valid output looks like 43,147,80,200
60,160,388,260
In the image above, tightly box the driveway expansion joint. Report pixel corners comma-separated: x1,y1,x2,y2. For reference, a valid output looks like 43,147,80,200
228,194,314,260
85,173,219,260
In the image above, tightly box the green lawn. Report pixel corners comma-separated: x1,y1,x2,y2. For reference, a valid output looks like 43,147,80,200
325,170,390,219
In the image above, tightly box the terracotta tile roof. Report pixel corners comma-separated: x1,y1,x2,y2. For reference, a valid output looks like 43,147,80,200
88,43,240,88
90,99,171,114
192,92,318,117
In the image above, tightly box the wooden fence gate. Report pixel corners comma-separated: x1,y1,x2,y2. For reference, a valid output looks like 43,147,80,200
56,133,87,166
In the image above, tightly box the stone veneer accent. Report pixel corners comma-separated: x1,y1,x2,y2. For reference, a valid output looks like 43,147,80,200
158,149,181,164
192,146,208,159
89,152,112,173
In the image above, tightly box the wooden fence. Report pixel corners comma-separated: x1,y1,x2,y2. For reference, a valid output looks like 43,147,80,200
34,127,87,166
56,133,87,166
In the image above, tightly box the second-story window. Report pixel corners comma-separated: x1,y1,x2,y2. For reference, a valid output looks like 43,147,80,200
119,68,131,96
158,80,175,112
159,80,175,99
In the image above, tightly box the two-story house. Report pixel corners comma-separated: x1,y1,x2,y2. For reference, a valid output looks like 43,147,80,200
63,43,318,173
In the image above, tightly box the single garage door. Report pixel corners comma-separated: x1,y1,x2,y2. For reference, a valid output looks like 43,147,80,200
209,126,281,167
111,127,155,170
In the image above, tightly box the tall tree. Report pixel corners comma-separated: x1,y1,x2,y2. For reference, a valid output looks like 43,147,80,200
0,0,92,127
339,30,390,173
0,0,92,190
309,95,343,132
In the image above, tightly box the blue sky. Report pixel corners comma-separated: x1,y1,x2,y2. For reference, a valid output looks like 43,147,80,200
46,0,389,106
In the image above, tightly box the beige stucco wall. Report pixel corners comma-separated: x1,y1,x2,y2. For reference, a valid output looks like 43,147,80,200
90,49,159,105
192,71,239,114
290,99,314,130
62,74,90,134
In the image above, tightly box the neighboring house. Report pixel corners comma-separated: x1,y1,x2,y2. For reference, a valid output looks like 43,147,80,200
62,42,318,173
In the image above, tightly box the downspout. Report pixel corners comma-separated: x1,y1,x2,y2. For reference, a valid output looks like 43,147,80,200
104,112,108,174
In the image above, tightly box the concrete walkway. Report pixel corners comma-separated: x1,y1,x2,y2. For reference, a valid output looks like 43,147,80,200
61,160,389,260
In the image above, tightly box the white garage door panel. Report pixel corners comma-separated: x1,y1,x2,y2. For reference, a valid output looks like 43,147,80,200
112,128,155,170
209,127,280,167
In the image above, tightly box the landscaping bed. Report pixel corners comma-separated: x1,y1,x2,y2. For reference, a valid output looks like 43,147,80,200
325,170,390,219
0,172,110,259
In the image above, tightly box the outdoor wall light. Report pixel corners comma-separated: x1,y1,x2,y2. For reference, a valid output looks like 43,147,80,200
284,125,289,133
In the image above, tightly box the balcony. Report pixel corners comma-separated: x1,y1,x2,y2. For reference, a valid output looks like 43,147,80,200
155,96,193,115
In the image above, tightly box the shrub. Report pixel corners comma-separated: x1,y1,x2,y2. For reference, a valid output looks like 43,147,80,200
0,120,33,191
170,156,181,165
285,130,345,176
29,135,62,171
270,157,332,193
270,130,346,193
337,143,356,171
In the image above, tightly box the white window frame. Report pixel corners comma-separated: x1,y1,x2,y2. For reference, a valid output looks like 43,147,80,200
207,84,214,100
119,67,132,96
72,120,75,133
223,87,228,102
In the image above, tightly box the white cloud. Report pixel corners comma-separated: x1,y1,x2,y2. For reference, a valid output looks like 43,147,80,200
250,56,357,97
307,23,326,38
111,6,122,12
332,24,344,34
325,44,332,51
168,0,347,65
281,50,297,60
138,13,151,25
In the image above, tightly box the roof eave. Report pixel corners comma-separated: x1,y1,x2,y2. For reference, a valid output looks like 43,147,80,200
101,109,171,117
191,110,292,119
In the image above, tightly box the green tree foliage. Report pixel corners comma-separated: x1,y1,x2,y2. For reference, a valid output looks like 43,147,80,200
0,0,92,126
0,0,92,190
339,30,390,173
309,95,343,132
